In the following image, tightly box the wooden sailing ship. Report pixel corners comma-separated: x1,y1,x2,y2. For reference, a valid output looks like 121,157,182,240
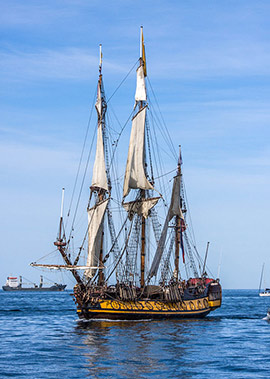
31,28,222,320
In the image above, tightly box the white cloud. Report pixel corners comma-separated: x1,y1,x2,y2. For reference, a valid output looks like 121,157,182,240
0,48,127,82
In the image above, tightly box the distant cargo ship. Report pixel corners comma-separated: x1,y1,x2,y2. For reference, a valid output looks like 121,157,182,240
2,276,66,292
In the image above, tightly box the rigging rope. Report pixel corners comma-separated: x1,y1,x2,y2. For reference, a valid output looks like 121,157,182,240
66,120,97,247
65,90,97,231
147,77,177,160
106,60,139,104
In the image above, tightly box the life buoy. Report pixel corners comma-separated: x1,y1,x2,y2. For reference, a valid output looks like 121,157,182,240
198,300,203,309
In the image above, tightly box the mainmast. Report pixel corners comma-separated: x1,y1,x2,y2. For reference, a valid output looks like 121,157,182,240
174,149,181,280
139,27,146,288
122,27,158,288
97,45,105,286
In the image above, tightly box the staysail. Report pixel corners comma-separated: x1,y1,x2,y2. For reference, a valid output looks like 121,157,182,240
148,174,184,278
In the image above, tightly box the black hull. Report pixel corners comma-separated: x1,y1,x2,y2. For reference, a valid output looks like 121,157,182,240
2,285,66,292
78,309,211,321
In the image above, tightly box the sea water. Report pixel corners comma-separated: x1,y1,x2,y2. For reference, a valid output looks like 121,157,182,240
0,289,270,378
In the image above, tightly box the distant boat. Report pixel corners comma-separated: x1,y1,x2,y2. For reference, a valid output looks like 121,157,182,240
259,263,270,297
2,275,66,292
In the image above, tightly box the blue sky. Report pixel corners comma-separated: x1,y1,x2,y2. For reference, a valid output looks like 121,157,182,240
1,0,270,289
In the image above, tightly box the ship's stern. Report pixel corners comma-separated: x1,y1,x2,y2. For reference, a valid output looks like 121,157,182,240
207,281,222,310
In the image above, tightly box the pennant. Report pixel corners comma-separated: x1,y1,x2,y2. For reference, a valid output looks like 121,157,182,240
142,30,147,77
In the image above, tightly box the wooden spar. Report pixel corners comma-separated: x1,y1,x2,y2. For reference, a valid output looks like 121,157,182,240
95,67,106,285
98,191,105,285
202,241,210,276
30,263,101,270
175,216,180,280
54,243,83,285
174,147,182,280
54,188,83,286
139,59,146,289
58,188,65,245
140,190,146,288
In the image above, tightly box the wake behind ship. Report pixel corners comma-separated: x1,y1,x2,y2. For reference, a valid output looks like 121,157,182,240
2,276,66,292
31,28,222,320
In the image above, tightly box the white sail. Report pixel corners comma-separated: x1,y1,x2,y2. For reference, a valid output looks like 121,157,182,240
123,197,159,220
123,107,153,197
168,175,183,219
148,174,184,278
135,65,146,102
85,199,109,278
91,80,108,191
91,123,108,191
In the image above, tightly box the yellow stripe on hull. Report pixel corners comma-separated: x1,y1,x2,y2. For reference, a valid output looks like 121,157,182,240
208,299,222,308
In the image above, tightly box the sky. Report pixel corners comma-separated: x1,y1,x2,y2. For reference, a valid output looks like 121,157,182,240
1,0,270,289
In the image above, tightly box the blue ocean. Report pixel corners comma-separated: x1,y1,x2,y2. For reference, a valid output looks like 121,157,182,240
1,289,269,378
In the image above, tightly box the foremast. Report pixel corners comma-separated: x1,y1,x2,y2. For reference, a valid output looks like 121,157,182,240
85,44,109,284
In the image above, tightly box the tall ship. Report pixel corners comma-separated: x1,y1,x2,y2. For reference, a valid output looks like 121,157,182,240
31,28,222,320
2,276,66,292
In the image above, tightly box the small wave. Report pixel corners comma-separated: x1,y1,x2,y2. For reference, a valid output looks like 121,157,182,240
0,309,22,312
76,317,152,323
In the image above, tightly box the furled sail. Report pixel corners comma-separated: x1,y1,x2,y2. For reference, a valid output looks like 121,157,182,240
91,80,108,191
85,199,109,278
123,106,153,197
95,81,102,116
91,124,108,191
135,65,146,102
123,197,159,220
148,175,184,278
